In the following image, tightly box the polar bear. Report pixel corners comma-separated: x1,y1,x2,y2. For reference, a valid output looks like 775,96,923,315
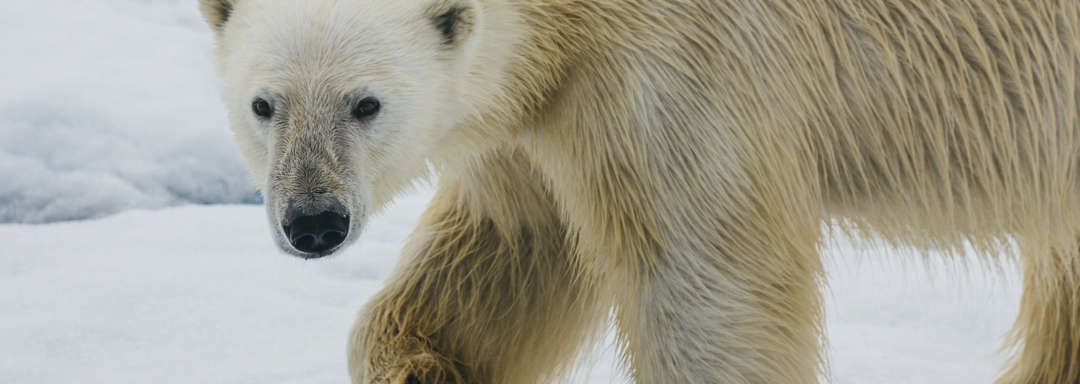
199,0,1080,383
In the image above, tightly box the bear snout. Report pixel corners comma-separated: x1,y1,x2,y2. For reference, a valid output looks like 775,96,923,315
282,200,350,258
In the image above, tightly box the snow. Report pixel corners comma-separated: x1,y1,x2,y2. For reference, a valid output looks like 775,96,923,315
0,0,259,224
0,186,1022,383
0,0,1023,382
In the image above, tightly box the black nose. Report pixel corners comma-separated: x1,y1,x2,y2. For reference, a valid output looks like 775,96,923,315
283,209,349,255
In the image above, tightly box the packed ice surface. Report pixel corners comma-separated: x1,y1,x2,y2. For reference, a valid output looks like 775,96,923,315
0,186,1021,384
0,0,259,223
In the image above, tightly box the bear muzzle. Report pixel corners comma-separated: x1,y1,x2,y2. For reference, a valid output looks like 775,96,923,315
281,199,350,258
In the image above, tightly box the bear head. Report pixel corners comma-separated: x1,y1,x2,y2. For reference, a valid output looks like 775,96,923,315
199,0,483,258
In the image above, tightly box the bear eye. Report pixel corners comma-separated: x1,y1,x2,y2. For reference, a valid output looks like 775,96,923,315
252,98,273,118
352,97,381,119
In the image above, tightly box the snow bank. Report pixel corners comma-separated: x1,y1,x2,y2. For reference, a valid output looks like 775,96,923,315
0,0,259,223
0,186,1021,384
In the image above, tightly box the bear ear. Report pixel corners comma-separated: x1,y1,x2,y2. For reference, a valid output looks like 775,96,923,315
198,0,239,32
425,0,479,47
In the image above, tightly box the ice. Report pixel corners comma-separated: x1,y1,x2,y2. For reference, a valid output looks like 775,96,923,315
0,188,1021,383
0,0,259,223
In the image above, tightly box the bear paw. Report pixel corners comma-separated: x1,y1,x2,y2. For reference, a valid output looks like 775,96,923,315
384,351,463,384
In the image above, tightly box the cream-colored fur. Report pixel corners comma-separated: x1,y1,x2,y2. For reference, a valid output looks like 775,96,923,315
200,0,1080,382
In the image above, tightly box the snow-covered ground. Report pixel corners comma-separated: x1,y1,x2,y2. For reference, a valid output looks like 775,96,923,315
0,0,258,223
0,186,1021,384
0,0,1024,383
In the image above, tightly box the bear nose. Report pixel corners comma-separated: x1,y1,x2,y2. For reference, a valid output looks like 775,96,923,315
283,205,349,256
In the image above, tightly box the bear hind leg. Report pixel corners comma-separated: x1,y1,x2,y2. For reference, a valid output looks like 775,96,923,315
999,241,1080,384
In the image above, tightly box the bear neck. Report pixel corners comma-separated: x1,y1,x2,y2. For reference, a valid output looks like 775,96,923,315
436,0,604,167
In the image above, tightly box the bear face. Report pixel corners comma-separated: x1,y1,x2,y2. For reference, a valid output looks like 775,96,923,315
200,0,481,258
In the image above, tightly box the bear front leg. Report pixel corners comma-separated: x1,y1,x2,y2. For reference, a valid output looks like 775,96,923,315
348,151,604,384
613,209,825,384
998,241,1080,384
